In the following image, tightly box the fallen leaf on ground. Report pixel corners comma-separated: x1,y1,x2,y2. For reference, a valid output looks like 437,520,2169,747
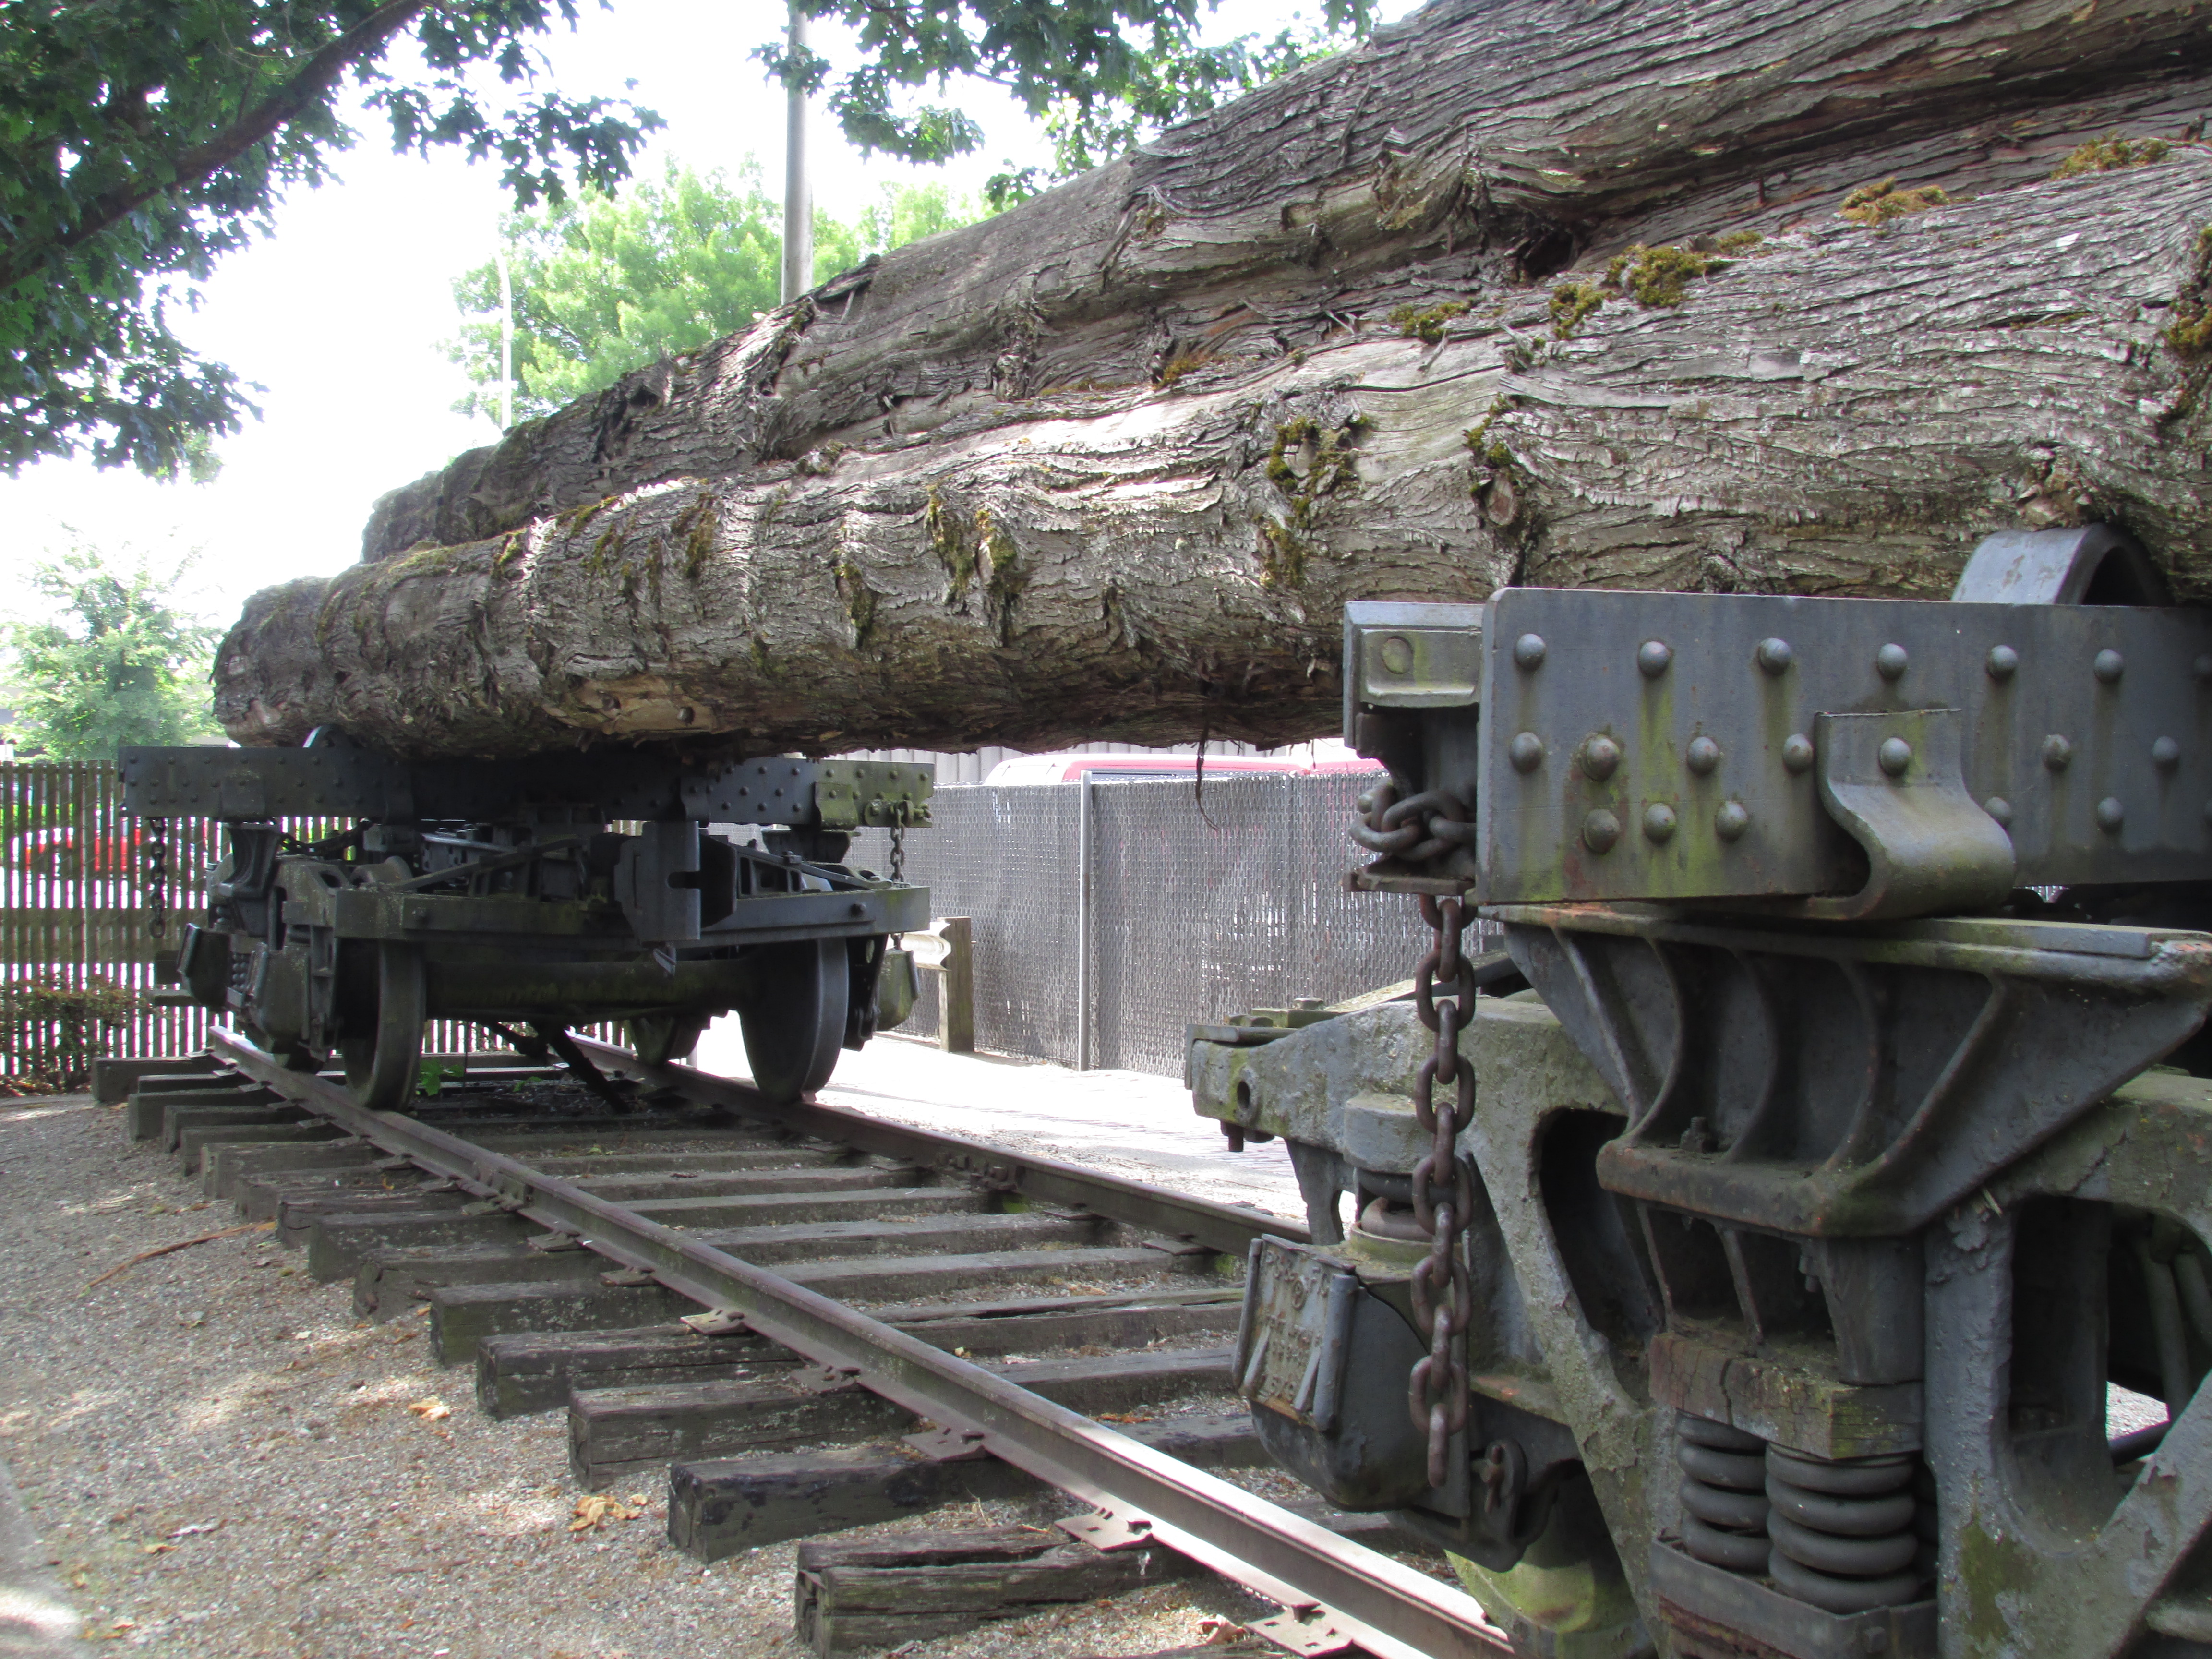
407,1398,451,1421
1096,1412,1156,1423
141,1542,172,1554
1198,1618,1251,1645
569,1494,643,1531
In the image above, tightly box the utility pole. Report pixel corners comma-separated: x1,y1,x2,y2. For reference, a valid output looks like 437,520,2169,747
496,247,514,432
780,1,812,305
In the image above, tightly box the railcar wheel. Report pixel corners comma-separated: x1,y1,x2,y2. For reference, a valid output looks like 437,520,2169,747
340,941,425,1113
627,1011,710,1067
738,938,848,1102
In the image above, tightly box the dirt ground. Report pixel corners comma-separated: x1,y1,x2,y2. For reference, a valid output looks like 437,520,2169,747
0,1047,1312,1659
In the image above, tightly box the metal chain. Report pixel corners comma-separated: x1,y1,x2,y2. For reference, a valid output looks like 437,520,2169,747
1351,782,1474,869
143,817,170,942
1407,892,1477,1490
887,814,908,949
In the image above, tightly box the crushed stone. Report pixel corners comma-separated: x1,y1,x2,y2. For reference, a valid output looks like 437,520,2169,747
0,1094,1293,1657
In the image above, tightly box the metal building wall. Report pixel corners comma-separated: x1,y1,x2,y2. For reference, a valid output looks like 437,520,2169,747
850,772,1428,1078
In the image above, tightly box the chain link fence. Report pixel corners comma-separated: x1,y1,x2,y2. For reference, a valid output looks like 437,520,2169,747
852,771,1433,1077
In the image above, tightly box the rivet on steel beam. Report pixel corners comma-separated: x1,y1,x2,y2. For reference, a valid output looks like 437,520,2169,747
1378,635,1414,674
2097,796,2127,833
2155,736,2182,770
1714,800,1750,842
1638,640,1673,679
2095,649,2126,685
1876,643,1909,682
1510,732,1546,774
2043,734,2073,771
1984,796,2013,827
1581,735,1621,781
1987,645,2019,681
1643,802,1678,843
1582,810,1621,854
1515,633,1548,670
1755,638,1793,676
1782,734,1815,774
1878,738,1912,778
1686,736,1721,777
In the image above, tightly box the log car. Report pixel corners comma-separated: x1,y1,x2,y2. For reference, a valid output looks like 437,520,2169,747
121,732,931,1108
1196,526,2212,1659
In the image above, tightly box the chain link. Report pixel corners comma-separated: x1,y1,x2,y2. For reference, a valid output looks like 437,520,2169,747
887,813,909,949
1407,892,1477,1490
143,817,170,941
1352,782,1474,869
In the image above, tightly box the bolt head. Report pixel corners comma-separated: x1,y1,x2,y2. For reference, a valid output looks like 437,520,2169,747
1642,802,1678,843
1714,800,1750,842
1514,633,1547,670
1637,639,1673,679
1876,642,1909,681
1581,810,1621,854
1685,735,1721,777
1987,644,2019,681
1878,737,1913,778
2097,795,2127,833
2043,734,2073,771
2095,648,2126,685
1378,635,1414,674
2155,735,2182,770
1580,734,1621,782
1755,637,1793,676
1781,733,1815,774
1984,796,2013,827
1509,731,1545,774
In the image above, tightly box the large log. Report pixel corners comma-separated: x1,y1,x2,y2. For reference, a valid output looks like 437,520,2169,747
214,0,2212,758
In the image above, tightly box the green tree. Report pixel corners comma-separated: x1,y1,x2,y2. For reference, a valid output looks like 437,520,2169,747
983,15,1362,207
447,162,986,423
3,0,1369,481
3,547,223,760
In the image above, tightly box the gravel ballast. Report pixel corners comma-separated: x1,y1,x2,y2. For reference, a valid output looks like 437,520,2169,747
0,1092,1290,1658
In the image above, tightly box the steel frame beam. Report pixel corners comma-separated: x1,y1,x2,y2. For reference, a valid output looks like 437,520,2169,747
207,1026,1506,1659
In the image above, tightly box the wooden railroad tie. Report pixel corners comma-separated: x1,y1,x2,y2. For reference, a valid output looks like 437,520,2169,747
793,1523,1193,1656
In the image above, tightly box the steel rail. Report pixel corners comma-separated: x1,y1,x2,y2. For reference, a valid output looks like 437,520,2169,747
570,1035,1310,1258
209,1027,1506,1659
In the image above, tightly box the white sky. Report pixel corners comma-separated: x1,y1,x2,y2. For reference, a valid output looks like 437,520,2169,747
0,0,1397,633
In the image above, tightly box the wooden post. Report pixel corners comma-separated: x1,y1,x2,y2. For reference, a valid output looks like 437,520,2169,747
935,915,974,1055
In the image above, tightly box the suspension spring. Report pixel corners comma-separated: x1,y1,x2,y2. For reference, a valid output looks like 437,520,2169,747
1676,1413,1770,1575
1764,1446,1925,1614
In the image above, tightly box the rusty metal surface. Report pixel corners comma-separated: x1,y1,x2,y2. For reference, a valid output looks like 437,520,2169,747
1477,587,2212,906
1495,904,2212,1237
120,741,935,830
207,1025,1507,1659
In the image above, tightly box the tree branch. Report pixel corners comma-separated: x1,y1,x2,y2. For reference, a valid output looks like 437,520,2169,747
0,0,437,291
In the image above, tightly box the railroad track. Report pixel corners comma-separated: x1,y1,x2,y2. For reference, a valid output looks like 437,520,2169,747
112,1030,1508,1659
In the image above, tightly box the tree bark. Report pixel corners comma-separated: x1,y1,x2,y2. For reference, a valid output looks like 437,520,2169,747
215,0,2212,758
